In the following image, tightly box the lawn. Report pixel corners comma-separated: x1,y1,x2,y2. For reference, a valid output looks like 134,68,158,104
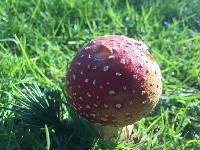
0,0,200,149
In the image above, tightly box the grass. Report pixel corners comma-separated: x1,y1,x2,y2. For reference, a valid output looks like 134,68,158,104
0,0,199,149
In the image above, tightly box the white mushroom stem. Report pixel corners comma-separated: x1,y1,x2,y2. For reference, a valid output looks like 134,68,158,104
94,124,134,141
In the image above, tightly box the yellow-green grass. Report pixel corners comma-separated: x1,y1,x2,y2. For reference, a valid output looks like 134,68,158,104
0,0,199,149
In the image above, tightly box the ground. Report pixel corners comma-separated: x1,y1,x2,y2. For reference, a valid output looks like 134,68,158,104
0,0,199,149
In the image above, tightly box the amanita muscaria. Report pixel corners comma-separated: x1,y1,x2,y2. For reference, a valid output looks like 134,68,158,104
66,35,162,140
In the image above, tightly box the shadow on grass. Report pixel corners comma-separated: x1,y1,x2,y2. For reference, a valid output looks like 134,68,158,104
0,83,121,150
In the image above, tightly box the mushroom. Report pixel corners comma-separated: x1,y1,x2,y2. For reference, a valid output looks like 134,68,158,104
66,35,162,140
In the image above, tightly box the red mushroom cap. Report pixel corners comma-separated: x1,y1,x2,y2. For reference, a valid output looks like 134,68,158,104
66,35,162,127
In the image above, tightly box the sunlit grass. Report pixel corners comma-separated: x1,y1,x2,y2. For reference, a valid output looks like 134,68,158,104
0,0,199,149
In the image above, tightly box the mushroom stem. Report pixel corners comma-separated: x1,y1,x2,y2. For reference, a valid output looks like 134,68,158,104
94,124,134,141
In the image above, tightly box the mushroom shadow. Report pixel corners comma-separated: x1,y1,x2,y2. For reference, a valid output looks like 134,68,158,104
8,83,119,149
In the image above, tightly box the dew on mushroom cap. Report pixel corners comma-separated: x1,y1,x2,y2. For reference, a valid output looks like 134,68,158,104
115,72,122,76
66,35,162,127
93,66,97,70
85,78,89,83
72,74,76,80
108,55,115,59
105,114,109,117
94,104,98,107
103,66,109,71
123,86,127,90
112,47,117,52
129,101,133,105
112,119,117,123
85,105,91,109
90,113,96,117
125,112,131,116
141,91,146,95
115,104,122,109
104,104,109,108
111,114,115,117
76,62,81,66
93,80,96,85
85,46,90,50
108,90,115,95
133,75,137,79
101,118,108,122
106,82,110,85
120,58,125,64
86,92,92,98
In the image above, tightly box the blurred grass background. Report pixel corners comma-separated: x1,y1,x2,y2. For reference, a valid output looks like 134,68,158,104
0,0,200,149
